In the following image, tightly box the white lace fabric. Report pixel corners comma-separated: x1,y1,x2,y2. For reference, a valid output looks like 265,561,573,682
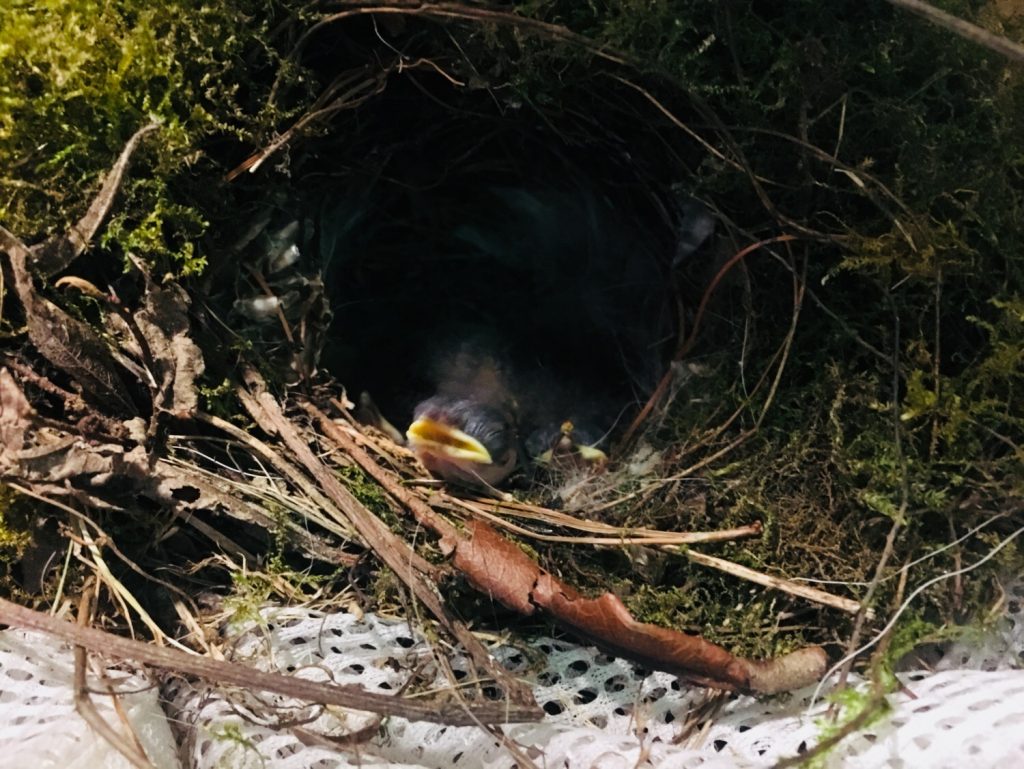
2,586,1022,768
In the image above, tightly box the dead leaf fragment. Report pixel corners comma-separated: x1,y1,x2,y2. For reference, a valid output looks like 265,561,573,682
448,517,541,616
134,283,205,417
1,240,136,415
0,368,34,460
451,520,826,694
30,122,161,278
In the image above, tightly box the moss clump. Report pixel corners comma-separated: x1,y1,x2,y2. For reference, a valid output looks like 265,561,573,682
0,486,33,562
0,0,308,276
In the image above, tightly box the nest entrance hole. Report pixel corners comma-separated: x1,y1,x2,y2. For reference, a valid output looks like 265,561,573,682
294,79,704,449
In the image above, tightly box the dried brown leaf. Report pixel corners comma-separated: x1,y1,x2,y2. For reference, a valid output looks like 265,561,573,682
451,520,826,694
134,283,205,417
15,439,149,485
2,241,135,415
30,122,160,278
0,368,34,460
447,518,541,616
0,124,161,416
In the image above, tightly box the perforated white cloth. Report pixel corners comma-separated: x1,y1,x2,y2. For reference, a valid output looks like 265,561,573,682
2,587,1022,769
0,628,180,769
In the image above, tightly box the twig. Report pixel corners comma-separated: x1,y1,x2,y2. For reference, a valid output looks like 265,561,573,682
809,521,1024,709
158,454,359,565
293,2,629,73
609,74,760,179
680,549,864,616
245,265,295,344
0,597,541,726
1,357,92,417
884,0,1024,63
618,235,797,451
612,243,807,509
450,496,763,547
8,482,198,653
195,412,367,547
227,70,388,181
73,586,156,769
312,398,461,542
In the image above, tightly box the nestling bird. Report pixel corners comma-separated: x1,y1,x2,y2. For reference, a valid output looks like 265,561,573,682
320,169,714,488
401,332,521,487
406,395,519,487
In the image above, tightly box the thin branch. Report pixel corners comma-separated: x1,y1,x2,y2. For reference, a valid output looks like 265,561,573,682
450,496,763,547
680,549,865,616
618,234,798,450
885,0,1024,63
239,373,536,709
73,587,156,769
809,521,1024,708
0,597,541,726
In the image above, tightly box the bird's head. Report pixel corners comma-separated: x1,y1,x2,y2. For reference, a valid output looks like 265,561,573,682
526,419,609,468
406,395,519,487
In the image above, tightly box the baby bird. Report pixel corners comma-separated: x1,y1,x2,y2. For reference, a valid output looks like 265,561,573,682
406,395,519,487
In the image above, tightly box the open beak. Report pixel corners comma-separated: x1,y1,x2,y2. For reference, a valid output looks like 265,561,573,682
534,420,608,465
406,417,494,465
537,443,608,464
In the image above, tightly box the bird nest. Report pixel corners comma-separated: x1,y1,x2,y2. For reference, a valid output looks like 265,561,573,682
1,3,1022,766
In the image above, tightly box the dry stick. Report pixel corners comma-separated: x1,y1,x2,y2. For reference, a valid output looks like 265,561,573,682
470,492,857,613
455,499,857,613
228,69,388,180
156,456,359,566
449,496,763,547
735,125,917,224
679,550,864,616
1,357,92,417
73,587,155,769
241,377,537,713
195,412,377,551
885,0,1024,63
635,252,852,614
9,482,200,651
245,265,295,345
224,391,435,578
616,241,806,498
0,597,538,726
319,398,858,622
290,397,547,769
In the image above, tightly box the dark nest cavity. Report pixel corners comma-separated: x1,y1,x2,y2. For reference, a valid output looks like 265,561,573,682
225,35,718,477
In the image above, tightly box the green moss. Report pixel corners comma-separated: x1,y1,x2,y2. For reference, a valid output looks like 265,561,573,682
0,0,306,275
338,465,397,525
0,485,33,560
223,570,275,627
197,377,238,419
